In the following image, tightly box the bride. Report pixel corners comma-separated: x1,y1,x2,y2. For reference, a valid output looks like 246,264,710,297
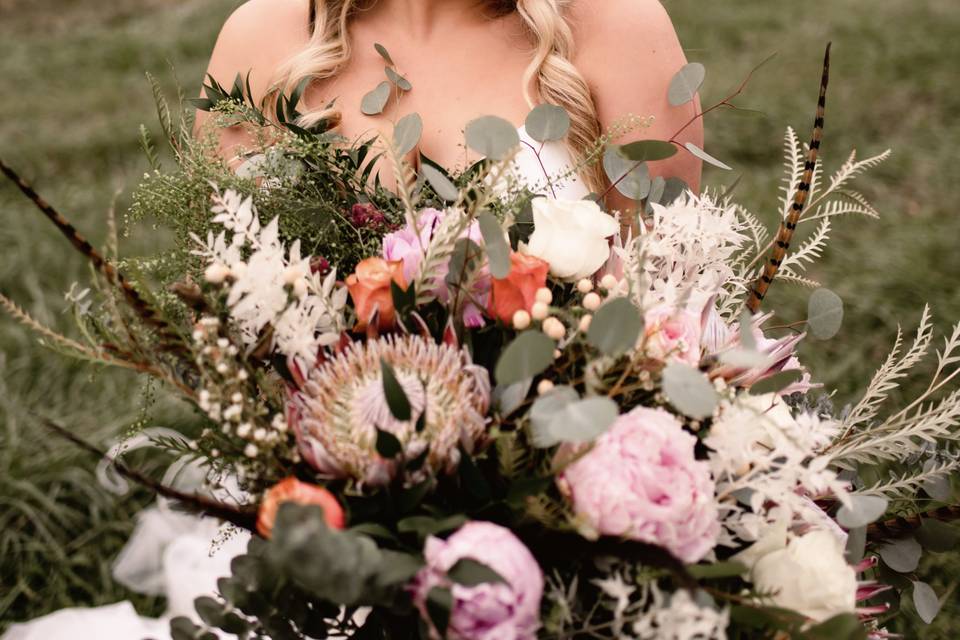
4,0,701,637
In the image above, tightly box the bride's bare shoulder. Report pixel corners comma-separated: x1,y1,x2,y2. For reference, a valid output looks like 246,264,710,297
203,0,311,99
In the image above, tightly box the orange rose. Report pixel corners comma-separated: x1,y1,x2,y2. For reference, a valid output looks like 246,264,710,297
488,252,550,324
346,257,407,332
256,477,346,538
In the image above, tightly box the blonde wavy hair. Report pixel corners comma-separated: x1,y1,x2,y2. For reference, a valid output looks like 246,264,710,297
266,0,606,191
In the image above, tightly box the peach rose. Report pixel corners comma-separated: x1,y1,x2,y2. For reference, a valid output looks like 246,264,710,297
488,252,550,325
256,477,346,538
347,257,407,332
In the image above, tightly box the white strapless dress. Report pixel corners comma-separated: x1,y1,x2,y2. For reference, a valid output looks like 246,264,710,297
1,131,585,640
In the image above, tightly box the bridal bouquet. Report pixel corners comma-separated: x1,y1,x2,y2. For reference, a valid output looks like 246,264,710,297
2,47,957,640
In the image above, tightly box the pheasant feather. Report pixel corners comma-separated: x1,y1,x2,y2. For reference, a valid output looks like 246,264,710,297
747,43,831,313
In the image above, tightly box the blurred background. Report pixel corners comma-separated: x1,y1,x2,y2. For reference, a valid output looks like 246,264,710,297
0,0,957,634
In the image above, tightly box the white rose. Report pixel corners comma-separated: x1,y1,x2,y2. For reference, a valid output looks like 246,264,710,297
749,529,858,622
522,197,620,281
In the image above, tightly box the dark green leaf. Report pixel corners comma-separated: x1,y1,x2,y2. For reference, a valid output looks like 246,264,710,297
458,450,491,502
448,558,508,586
916,519,960,553
587,297,644,356
375,428,403,459
803,613,867,640
618,140,678,163
426,587,453,635
194,596,225,627
668,62,706,106
465,115,520,160
525,104,571,142
381,359,412,421
397,514,468,537
687,561,748,580
478,212,511,279
361,81,391,116
445,238,482,289
494,331,556,385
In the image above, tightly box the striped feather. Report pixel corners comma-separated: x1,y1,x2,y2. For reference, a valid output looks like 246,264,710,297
747,43,832,313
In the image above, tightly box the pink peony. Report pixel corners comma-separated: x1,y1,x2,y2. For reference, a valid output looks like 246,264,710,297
557,407,719,563
411,522,543,640
382,209,490,327
643,305,703,366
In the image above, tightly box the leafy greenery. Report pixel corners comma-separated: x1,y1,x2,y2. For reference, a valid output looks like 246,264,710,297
1,0,959,636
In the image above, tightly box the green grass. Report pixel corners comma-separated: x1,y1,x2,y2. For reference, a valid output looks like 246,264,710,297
1,0,958,634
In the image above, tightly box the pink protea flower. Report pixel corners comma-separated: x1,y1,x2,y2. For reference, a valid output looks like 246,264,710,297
643,304,703,366
411,522,543,640
556,407,719,563
382,208,490,327
290,335,490,486
701,306,815,395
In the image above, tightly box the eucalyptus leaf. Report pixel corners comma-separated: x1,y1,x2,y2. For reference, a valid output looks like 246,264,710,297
807,288,844,340
685,142,733,170
661,176,689,206
381,358,412,421
374,43,394,65
426,587,453,635
494,378,532,416
465,116,520,160
618,140,678,163
913,581,941,624
602,146,650,200
525,104,571,142
662,361,718,419
478,212,511,279
547,396,619,446
645,176,666,214
668,62,706,106
360,81,391,116
421,163,460,201
385,66,412,91
687,561,748,580
495,331,556,385
836,494,888,528
393,112,422,156
879,536,922,573
844,526,867,564
529,386,579,448
586,297,644,356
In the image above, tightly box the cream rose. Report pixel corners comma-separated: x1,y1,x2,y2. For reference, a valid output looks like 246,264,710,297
522,197,620,281
747,529,858,622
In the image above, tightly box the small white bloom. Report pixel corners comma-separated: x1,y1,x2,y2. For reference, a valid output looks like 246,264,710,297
237,423,252,438
600,274,618,291
522,197,619,281
253,428,267,442
244,443,259,458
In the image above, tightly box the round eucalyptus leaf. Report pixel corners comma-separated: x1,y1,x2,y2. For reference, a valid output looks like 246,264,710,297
530,386,580,448
360,81,391,116
836,494,888,528
494,331,555,385
844,526,867,564
603,146,650,200
525,104,571,142
618,140,678,163
385,66,412,91
421,163,460,201
916,519,960,553
530,389,618,448
913,581,941,624
478,212,511,279
465,116,520,160
493,378,533,416
807,288,844,340
879,536,922,573
586,297,644,356
661,361,718,419
685,142,732,171
668,62,706,106
393,112,422,156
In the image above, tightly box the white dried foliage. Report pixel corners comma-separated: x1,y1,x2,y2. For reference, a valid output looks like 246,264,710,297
857,457,960,500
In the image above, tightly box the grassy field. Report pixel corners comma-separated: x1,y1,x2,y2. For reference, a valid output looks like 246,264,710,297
1,0,958,635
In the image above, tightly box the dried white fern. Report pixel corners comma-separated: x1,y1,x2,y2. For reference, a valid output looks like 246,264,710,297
780,218,831,273
856,457,960,500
